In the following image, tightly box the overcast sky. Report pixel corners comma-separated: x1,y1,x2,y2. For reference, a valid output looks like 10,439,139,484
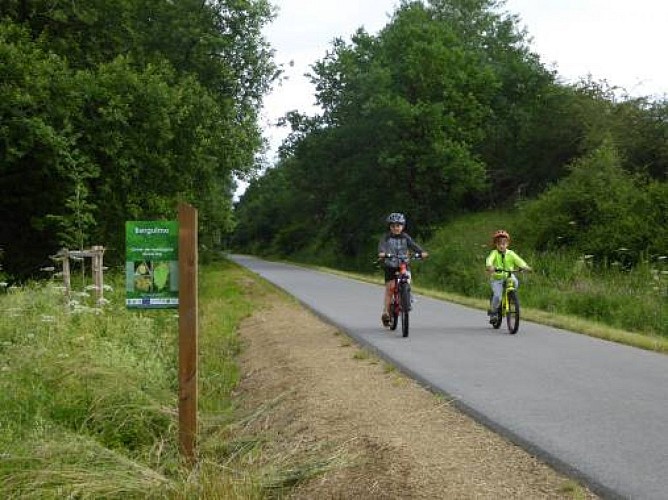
255,0,667,171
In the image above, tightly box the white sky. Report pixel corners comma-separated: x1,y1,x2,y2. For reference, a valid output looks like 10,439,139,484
242,0,667,195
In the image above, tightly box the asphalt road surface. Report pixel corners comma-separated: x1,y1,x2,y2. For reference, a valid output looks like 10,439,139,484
229,255,668,500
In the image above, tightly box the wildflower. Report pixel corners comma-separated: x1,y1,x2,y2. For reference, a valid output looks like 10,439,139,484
40,315,56,323
102,284,114,291
618,247,629,252
84,285,99,291
568,221,577,225
584,254,594,260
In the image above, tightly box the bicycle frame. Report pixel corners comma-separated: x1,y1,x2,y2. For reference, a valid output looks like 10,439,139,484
490,269,521,334
384,253,421,337
389,258,410,336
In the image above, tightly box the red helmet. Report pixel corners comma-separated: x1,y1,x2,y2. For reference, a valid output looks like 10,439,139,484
492,229,510,243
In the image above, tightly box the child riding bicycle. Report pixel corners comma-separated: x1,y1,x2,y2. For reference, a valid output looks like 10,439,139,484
378,213,428,327
485,229,531,323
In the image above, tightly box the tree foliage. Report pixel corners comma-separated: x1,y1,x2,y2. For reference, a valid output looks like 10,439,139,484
517,141,666,265
235,0,555,259
234,0,666,269
0,0,277,278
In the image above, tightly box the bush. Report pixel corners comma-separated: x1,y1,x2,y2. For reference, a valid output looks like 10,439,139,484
517,141,665,266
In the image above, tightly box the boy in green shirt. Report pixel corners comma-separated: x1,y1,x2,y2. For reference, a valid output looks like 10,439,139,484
485,230,531,323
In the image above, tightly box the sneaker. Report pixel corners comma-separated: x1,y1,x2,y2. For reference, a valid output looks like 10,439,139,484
489,313,499,324
381,312,391,327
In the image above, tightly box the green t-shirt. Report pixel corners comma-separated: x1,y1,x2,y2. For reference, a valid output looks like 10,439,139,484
485,249,528,280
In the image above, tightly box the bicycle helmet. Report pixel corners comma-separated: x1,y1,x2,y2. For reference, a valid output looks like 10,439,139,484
386,212,406,225
492,229,510,243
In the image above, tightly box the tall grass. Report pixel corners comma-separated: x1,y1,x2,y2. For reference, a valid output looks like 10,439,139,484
420,211,667,338
0,259,327,498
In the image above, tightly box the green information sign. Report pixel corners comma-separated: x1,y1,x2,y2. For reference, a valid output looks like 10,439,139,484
126,221,179,308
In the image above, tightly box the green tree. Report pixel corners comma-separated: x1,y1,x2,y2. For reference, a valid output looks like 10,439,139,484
0,0,277,278
236,0,543,260
517,140,664,264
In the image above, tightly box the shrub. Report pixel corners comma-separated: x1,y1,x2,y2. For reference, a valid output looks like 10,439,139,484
517,141,664,266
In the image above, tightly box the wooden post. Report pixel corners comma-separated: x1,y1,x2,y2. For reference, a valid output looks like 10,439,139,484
92,245,105,304
61,249,71,301
178,203,198,463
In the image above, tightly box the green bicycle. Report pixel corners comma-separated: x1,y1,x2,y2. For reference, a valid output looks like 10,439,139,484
489,268,523,334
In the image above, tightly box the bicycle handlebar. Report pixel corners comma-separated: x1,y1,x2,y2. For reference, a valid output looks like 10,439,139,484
380,252,424,261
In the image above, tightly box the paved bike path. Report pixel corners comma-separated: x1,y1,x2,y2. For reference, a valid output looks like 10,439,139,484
230,255,668,500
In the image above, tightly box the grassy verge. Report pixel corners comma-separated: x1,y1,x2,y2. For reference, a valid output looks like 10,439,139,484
0,259,320,498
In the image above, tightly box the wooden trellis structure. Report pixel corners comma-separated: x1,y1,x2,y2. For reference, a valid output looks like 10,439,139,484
51,245,106,304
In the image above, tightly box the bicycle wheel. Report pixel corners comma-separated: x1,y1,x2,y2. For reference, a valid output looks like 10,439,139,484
400,284,411,337
389,295,399,330
489,295,502,329
401,309,409,337
506,290,520,334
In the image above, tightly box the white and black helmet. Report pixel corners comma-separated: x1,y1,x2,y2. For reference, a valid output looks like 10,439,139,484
386,212,406,225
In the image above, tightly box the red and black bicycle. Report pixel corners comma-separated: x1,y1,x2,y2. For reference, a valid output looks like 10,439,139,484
383,253,422,337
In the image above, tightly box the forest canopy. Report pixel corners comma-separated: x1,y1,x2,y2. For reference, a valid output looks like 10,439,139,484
233,0,667,268
0,0,278,278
